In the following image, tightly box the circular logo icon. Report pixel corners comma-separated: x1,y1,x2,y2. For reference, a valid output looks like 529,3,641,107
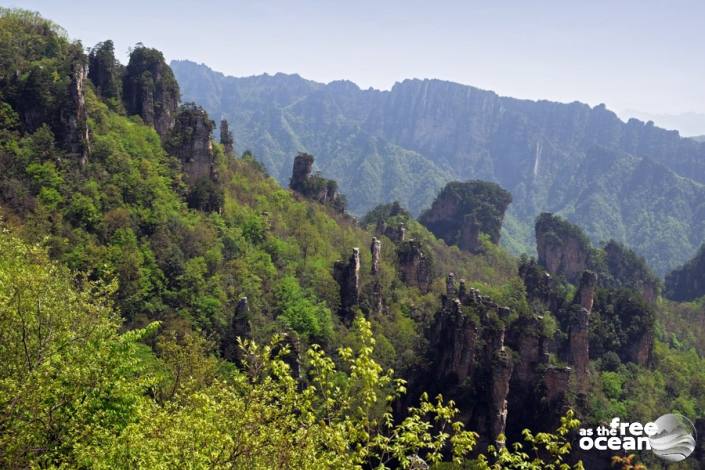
649,413,697,463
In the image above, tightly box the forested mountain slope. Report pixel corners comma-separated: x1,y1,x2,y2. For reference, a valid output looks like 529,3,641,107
172,60,705,275
3,8,705,469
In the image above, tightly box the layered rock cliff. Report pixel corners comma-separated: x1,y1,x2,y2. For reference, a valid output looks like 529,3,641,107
419,181,512,253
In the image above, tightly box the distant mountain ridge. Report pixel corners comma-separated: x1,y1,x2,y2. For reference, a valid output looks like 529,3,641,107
171,60,705,275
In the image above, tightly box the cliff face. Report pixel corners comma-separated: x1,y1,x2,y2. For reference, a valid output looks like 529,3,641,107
419,180,512,253
166,104,216,185
123,46,179,138
164,104,224,212
174,60,705,275
60,48,90,164
535,213,592,284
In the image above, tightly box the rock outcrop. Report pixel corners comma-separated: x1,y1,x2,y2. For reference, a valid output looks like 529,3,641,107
60,48,90,164
165,104,223,212
220,119,234,156
289,153,345,212
419,180,512,253
166,104,216,185
535,213,592,284
123,45,180,138
333,248,360,323
397,240,431,293
88,40,123,102
370,237,381,275
426,278,522,446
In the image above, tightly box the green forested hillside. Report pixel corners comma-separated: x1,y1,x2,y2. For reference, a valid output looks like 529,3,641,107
171,60,705,276
2,8,705,470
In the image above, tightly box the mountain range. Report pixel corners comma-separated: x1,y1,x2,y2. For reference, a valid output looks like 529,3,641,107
172,60,705,276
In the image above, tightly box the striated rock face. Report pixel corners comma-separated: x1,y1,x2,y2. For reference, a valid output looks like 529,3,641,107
370,237,381,275
419,181,512,253
60,49,90,164
289,153,345,212
575,270,597,312
222,297,251,364
397,240,431,292
88,40,123,102
333,248,360,323
535,213,592,284
220,119,234,156
123,46,180,138
166,104,216,185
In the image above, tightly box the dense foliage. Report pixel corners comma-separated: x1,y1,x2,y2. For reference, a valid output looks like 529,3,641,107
2,8,705,469
0,229,590,469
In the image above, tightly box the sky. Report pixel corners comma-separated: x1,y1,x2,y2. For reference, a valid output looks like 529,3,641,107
7,0,705,135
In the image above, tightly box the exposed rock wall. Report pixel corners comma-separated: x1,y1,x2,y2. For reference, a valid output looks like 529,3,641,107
535,213,592,283
59,47,90,164
166,104,216,186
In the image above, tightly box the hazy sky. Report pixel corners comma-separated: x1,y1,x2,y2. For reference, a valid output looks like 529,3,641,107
7,1,705,133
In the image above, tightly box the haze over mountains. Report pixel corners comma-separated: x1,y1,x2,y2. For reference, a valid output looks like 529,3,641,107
172,60,705,275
